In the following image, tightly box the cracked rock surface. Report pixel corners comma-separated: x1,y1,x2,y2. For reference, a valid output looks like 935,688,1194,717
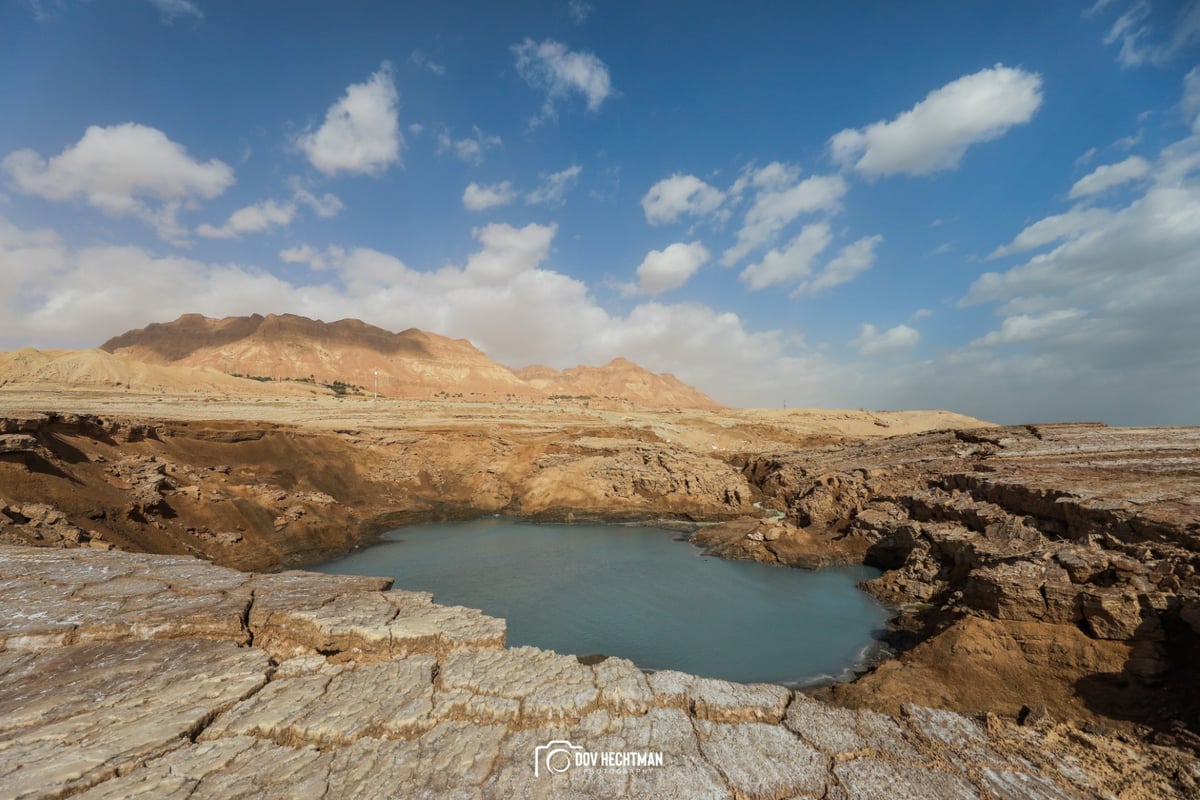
2,546,1197,799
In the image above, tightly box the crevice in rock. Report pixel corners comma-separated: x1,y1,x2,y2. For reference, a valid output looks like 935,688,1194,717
242,588,255,647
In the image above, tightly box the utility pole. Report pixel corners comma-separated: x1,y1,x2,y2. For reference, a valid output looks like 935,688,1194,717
373,370,379,401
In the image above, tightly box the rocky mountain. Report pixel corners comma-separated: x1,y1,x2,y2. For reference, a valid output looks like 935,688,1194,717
100,313,722,408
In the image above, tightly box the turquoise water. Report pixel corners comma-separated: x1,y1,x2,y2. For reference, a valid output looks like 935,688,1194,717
313,518,889,686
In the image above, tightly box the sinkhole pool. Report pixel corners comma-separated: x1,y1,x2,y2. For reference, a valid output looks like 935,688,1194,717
312,518,891,686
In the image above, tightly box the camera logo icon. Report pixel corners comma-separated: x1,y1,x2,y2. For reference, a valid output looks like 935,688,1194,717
534,739,584,777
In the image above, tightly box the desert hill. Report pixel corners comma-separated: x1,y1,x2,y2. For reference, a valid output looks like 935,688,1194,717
516,358,722,410
0,348,319,397
98,313,722,408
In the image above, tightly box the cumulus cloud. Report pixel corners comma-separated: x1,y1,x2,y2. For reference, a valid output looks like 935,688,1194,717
739,223,832,290
1068,155,1151,198
829,65,1043,177
1,213,862,410
289,182,344,218
463,181,518,211
195,179,343,239
791,234,883,297
279,244,324,268
641,174,725,225
2,122,233,242
852,323,920,357
634,241,710,295
512,38,614,124
722,173,846,265
0,235,297,348
956,91,1200,424
0,217,67,295
296,63,402,177
197,200,295,239
1101,0,1200,67
970,309,1086,348
526,165,582,205
437,127,501,166
988,207,1113,258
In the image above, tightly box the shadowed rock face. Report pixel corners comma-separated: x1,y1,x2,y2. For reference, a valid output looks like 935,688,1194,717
695,423,1200,739
0,411,756,571
2,547,1196,800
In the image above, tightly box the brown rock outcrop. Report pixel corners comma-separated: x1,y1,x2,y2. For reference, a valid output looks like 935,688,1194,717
720,424,1200,738
0,411,754,571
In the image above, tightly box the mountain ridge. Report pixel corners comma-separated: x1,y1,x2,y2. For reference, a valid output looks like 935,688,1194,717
97,313,723,409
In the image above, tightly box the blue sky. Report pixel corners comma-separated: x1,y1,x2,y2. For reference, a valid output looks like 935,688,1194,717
2,0,1198,424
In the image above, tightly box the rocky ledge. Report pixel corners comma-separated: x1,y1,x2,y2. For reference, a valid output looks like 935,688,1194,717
2,546,1197,800
694,423,1200,742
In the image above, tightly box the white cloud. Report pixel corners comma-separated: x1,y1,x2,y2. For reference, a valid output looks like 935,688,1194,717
526,165,582,205
641,174,725,225
1102,0,1200,67
296,63,401,177
0,213,856,411
437,127,501,166
512,38,614,124
290,182,343,218
2,122,233,242
463,181,518,211
852,323,920,357
195,178,343,239
829,65,1043,177
957,115,1200,423
965,182,1200,315
792,234,883,296
988,207,1113,258
409,49,445,76
729,161,802,196
739,223,832,290
634,241,710,295
1184,66,1200,131
197,200,295,239
568,0,593,25
1068,155,1150,198
0,217,68,295
722,174,846,265
279,244,324,268
970,309,1086,348
146,0,201,21
1085,0,1121,16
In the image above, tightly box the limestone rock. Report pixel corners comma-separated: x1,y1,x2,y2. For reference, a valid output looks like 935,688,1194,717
204,656,436,747
0,545,1195,800
1080,587,1152,640
0,640,269,800
695,719,830,799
